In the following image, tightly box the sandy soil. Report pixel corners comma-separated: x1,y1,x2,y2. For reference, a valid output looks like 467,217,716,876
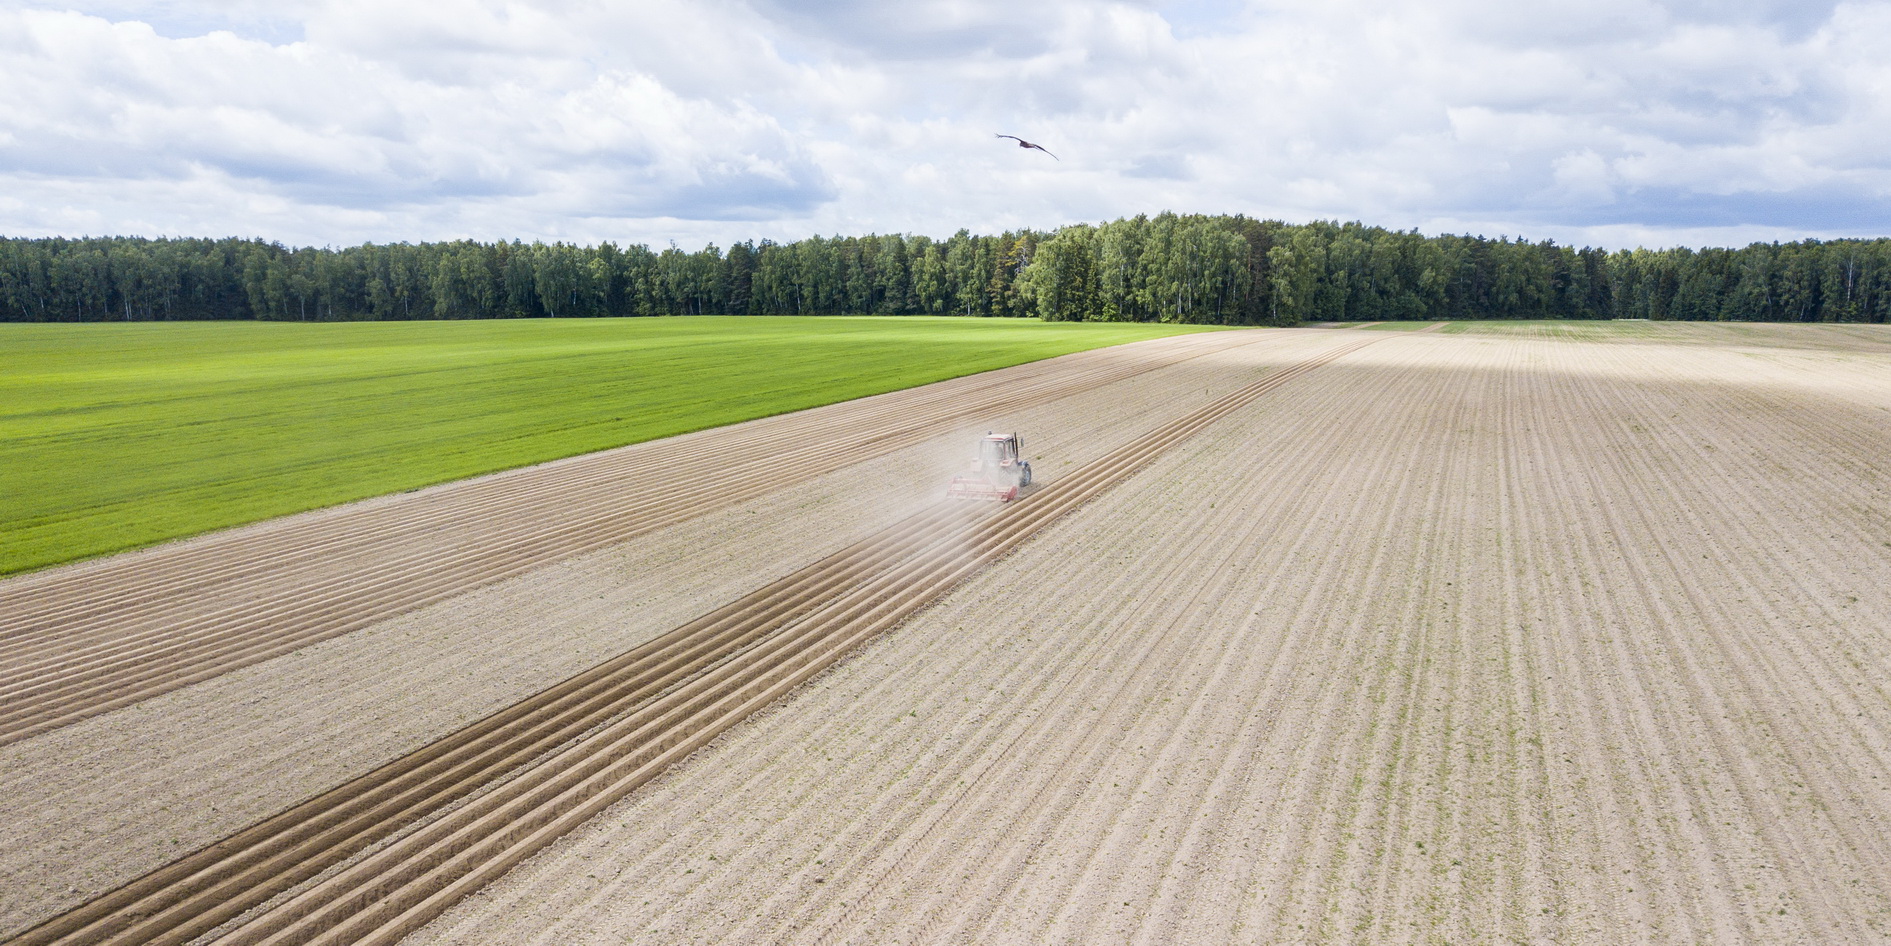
1444,319,1891,353
402,325,1891,945
0,329,1351,937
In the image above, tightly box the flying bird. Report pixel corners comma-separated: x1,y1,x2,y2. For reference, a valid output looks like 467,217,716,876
995,134,1058,160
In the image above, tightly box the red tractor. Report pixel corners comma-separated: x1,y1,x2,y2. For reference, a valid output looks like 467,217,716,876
946,432,1033,501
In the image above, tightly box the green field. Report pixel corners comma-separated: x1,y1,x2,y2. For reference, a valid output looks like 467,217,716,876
1,316,1222,575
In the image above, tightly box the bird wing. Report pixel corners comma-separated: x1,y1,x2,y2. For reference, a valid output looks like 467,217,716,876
995,134,1059,160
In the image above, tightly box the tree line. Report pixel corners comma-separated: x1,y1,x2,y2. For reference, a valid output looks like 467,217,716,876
3,215,1888,325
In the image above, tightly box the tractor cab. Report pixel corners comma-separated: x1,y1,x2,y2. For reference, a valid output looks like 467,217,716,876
979,432,1021,470
947,432,1033,501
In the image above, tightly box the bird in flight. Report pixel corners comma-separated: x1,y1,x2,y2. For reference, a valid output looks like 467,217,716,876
995,134,1058,160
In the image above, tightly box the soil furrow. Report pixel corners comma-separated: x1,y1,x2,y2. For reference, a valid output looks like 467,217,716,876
10,502,989,946
0,334,1271,743
1,330,1340,939
211,337,1383,946
398,324,1891,945
11,333,1381,946
22,323,1891,946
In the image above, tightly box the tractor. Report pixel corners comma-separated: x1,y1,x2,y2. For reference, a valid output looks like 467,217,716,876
946,432,1033,501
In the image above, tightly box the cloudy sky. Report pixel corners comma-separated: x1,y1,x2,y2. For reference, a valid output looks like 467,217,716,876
3,0,1888,250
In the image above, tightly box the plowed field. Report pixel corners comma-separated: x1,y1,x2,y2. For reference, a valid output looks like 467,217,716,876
6,323,1891,945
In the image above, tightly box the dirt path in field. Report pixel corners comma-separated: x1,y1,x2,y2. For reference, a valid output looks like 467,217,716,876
403,326,1891,945
0,329,1360,940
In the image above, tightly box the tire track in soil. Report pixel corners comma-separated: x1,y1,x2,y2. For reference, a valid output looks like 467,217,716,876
630,448,1308,943
0,332,1264,745
1350,336,1501,944
855,499,1279,944
1588,340,1883,938
992,485,1339,946
1251,348,1463,943
1481,336,1587,942
1522,342,1758,942
1491,342,1610,941
1161,341,1435,943
1553,339,1891,938
718,337,1414,945
841,353,1424,945
949,329,1883,945
681,349,1379,944
389,326,1891,945
536,503,1169,945
1142,341,1509,946
1114,348,1455,945
785,334,1461,945
404,334,1412,946
0,330,1331,939
0,333,1272,937
1490,332,1891,942
9,335,1387,946
532,495,1159,939
1506,341,1697,942
1317,346,1473,943
844,329,1471,945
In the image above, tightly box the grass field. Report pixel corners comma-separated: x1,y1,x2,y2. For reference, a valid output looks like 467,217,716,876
0,316,1219,575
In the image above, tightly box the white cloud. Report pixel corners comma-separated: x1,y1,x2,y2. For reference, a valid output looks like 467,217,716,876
1,0,1888,249
1551,149,1618,205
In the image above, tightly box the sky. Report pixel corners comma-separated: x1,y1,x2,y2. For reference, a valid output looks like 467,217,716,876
2,0,1888,251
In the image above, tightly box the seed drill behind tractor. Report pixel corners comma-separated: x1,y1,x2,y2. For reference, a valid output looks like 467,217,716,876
946,432,1033,501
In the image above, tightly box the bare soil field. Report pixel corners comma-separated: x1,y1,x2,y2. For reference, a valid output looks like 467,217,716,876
400,324,1891,945
6,323,1891,945
0,329,1344,939
1443,318,1891,354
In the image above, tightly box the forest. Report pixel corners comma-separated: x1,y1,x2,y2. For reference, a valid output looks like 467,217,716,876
2,214,1888,325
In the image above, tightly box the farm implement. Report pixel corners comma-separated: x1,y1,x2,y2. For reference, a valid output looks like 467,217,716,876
947,432,1033,501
